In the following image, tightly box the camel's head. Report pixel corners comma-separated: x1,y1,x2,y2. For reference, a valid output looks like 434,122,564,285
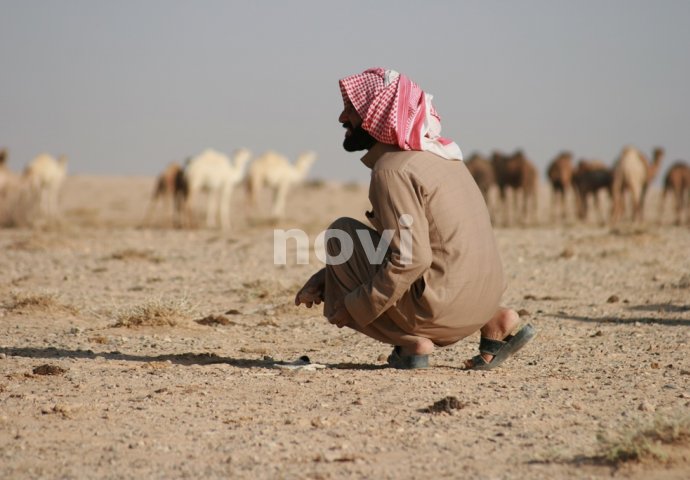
560,151,574,164
648,147,664,181
232,148,252,168
296,151,317,171
0,148,7,167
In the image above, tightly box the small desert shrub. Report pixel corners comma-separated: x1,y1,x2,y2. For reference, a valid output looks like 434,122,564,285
597,415,690,465
3,291,79,315
107,248,163,263
304,179,326,189
113,298,194,327
342,181,363,192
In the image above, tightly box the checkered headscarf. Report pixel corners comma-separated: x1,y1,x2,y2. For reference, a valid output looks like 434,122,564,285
339,67,462,160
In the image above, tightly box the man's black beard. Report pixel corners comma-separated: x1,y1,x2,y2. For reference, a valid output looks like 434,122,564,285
342,124,377,152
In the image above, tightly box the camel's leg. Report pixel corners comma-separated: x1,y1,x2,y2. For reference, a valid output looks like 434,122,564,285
593,192,605,225
271,183,290,219
510,188,517,226
658,187,668,225
206,190,219,228
175,190,193,229
40,187,50,219
142,193,160,227
573,188,584,220
549,190,557,223
219,184,233,230
630,184,643,223
610,178,623,225
673,187,683,226
49,185,60,221
522,189,530,225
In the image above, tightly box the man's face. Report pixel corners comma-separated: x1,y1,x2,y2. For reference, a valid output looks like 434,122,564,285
339,103,376,152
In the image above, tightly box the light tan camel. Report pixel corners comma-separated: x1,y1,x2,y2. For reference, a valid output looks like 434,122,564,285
490,150,538,225
246,150,316,219
547,151,574,222
23,153,68,221
611,146,664,224
180,148,251,230
658,161,690,225
143,162,186,227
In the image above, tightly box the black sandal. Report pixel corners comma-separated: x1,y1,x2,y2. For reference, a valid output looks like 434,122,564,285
467,323,536,370
387,346,429,369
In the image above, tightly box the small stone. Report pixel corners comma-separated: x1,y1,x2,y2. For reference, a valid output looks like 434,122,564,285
606,295,619,303
651,362,660,369
0,353,6,359
517,309,530,317
33,364,67,376
638,401,655,412
560,248,575,259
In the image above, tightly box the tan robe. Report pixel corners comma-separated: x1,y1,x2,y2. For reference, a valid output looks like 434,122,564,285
324,143,505,346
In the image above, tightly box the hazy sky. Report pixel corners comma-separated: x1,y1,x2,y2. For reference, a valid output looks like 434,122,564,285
1,0,689,183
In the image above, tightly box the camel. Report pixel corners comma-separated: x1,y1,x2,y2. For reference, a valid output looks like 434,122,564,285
246,150,316,219
142,162,187,227
23,153,68,221
0,148,11,198
490,150,538,226
658,161,690,225
179,148,251,230
546,151,574,222
0,149,20,223
572,160,613,223
611,146,664,224
465,152,495,207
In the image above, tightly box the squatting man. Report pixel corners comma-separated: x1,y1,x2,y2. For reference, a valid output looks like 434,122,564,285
294,67,535,369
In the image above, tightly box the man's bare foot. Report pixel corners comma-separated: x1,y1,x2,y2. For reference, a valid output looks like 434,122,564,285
464,308,520,368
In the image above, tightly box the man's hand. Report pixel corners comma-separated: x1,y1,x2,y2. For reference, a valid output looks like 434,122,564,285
294,268,326,308
327,304,354,329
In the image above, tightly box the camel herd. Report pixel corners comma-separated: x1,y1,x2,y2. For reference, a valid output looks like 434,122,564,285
0,147,316,230
144,148,316,229
1,144,689,229
467,146,690,226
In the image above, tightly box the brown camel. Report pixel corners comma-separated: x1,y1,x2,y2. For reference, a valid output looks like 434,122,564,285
572,160,613,223
611,146,664,224
465,152,495,207
143,162,187,227
0,148,13,200
658,161,690,225
546,151,574,222
491,150,538,225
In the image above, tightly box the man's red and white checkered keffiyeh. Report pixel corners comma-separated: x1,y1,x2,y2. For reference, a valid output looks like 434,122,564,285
339,67,463,160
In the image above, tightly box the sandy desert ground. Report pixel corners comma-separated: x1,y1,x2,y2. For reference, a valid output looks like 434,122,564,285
0,175,689,479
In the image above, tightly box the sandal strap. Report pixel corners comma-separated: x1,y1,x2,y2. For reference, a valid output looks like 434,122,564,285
479,337,507,355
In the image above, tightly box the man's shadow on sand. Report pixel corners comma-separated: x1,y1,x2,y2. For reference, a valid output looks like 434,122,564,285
0,346,388,370
549,303,690,326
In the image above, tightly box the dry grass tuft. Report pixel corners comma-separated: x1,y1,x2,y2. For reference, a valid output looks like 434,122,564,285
3,291,80,315
107,248,163,263
112,298,194,328
597,415,690,466
196,314,236,326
